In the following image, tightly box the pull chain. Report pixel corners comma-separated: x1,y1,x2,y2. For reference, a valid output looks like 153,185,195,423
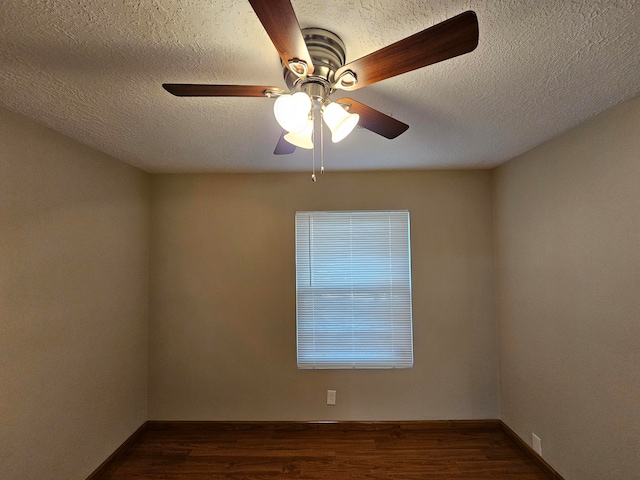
320,109,325,174
311,108,316,182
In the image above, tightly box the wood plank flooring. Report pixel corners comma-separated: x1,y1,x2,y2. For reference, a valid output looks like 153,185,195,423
92,421,553,479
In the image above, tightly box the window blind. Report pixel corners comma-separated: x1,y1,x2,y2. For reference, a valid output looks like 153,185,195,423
295,211,413,369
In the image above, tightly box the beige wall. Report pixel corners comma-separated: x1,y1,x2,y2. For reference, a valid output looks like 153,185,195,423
149,171,498,420
0,108,149,479
493,95,640,479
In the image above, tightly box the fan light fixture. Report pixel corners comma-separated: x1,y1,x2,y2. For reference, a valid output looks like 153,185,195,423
273,92,311,133
284,118,314,149
275,91,360,149
322,102,359,143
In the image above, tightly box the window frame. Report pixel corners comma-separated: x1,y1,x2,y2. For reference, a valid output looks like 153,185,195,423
295,210,414,369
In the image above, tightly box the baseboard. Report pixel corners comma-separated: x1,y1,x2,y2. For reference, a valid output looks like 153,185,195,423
499,420,565,480
86,422,148,480
145,418,502,432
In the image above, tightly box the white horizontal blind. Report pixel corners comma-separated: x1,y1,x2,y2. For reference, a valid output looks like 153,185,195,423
295,211,413,369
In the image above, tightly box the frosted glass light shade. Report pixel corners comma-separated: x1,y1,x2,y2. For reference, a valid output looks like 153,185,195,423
322,102,359,142
274,92,312,133
284,119,314,149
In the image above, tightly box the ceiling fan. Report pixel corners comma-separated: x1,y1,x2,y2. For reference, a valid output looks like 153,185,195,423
163,0,479,157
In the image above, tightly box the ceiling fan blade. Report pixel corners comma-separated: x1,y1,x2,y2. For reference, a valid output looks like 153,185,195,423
337,98,409,139
274,131,296,155
334,10,478,90
162,84,284,97
248,0,314,75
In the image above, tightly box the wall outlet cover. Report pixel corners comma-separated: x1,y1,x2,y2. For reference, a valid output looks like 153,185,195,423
532,433,542,456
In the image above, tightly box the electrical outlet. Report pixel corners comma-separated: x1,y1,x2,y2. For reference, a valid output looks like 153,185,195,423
326,390,336,405
532,433,542,456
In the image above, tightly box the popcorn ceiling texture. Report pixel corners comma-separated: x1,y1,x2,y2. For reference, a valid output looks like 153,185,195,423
1,0,639,172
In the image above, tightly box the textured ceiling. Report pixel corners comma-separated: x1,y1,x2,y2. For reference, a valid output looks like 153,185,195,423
1,0,639,173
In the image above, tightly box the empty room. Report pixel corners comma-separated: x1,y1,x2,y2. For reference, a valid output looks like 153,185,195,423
1,1,639,479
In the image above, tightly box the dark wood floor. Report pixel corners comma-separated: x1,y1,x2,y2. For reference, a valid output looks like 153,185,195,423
93,421,552,479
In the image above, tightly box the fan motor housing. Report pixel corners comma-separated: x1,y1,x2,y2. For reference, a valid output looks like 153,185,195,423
282,28,346,92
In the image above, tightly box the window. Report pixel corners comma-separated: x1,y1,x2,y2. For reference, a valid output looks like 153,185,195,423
295,211,413,369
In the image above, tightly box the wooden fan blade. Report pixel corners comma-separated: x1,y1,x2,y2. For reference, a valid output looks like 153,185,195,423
274,131,296,155
337,98,409,139
162,84,284,97
248,0,314,75
334,10,478,90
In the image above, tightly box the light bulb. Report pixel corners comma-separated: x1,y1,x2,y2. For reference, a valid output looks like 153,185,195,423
273,92,312,133
322,102,359,143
